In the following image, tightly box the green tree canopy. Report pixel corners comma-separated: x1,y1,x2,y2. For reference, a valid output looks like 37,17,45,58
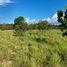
14,16,27,36
57,8,67,36
14,16,26,25
37,20,48,30
57,9,67,29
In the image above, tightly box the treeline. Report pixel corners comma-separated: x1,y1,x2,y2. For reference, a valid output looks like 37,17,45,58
0,16,63,30
0,24,13,30
0,21,60,30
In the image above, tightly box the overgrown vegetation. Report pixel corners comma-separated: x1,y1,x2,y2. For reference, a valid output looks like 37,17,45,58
57,7,67,36
0,30,67,67
0,6,67,67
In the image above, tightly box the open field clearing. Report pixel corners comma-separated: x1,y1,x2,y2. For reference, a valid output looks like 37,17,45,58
0,30,67,67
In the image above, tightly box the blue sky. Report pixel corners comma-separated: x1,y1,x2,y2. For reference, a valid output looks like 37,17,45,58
0,0,67,24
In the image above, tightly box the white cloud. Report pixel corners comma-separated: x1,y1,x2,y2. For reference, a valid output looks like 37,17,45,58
51,13,58,22
25,18,37,24
25,18,30,22
25,13,58,25
42,13,58,25
0,0,13,5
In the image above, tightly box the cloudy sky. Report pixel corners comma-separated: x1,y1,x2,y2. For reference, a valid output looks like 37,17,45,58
0,0,67,24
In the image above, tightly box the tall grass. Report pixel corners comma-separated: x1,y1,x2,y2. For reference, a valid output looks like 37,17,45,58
0,30,67,67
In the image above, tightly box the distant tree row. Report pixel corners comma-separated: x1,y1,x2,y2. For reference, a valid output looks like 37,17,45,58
0,24,13,30
13,16,59,36
0,17,59,30
14,16,59,29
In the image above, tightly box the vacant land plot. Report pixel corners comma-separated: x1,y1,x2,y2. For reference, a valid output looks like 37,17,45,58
0,30,67,67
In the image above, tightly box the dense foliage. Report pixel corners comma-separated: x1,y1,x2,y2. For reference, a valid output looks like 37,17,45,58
57,9,67,36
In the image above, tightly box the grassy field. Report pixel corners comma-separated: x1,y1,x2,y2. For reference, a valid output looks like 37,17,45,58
0,30,67,67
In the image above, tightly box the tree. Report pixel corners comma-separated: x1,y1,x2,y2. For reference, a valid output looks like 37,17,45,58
14,16,26,25
37,20,48,30
57,8,67,36
14,16,27,36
